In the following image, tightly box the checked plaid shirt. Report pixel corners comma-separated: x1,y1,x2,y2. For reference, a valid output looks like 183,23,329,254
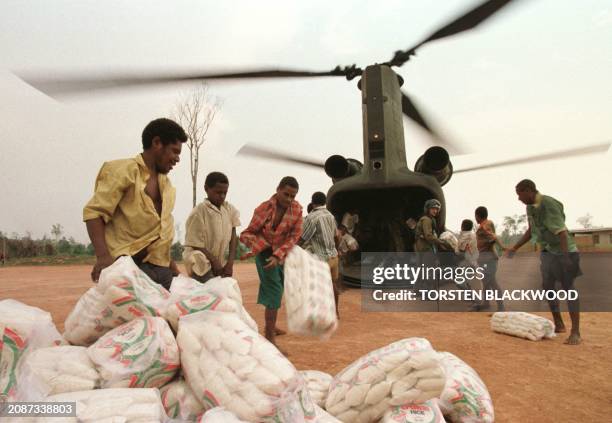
240,195,303,262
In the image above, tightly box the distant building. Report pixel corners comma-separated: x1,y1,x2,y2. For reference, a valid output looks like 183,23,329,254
571,227,612,249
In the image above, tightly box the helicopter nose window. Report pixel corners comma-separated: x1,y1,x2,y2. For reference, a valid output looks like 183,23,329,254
373,160,383,170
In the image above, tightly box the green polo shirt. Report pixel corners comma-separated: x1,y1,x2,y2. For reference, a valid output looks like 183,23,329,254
526,193,577,254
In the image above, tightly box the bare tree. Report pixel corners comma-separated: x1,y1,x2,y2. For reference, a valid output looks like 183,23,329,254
502,214,527,235
576,213,594,229
173,84,221,207
501,214,527,243
175,222,183,244
51,223,63,242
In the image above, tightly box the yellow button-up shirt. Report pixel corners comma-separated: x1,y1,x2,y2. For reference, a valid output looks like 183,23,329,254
83,154,175,266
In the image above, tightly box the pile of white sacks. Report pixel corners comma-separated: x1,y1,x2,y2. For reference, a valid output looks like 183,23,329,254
1,256,496,422
490,311,556,341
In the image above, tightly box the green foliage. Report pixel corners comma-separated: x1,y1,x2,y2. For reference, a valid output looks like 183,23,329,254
224,241,252,261
57,237,72,254
0,231,94,260
171,241,184,261
235,241,250,259
72,243,87,255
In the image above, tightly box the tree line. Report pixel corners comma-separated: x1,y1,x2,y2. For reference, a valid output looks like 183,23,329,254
0,224,243,263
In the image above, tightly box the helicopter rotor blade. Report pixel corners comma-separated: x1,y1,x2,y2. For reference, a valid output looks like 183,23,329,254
17,67,358,98
237,144,325,169
388,0,519,67
454,142,611,173
400,90,466,155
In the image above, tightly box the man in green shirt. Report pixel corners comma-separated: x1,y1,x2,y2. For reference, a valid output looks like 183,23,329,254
414,199,447,296
508,179,582,345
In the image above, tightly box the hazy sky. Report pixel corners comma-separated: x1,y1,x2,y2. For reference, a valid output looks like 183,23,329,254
1,0,611,243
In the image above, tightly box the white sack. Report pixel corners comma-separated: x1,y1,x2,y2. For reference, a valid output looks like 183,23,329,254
325,338,445,423
63,256,170,346
160,377,205,421
41,388,167,422
283,246,338,339
439,232,459,252
490,311,555,341
170,275,244,306
491,311,555,341
164,288,256,333
300,370,333,408
16,346,99,401
177,310,316,422
381,402,447,423
0,299,62,400
198,406,249,422
314,405,342,422
437,352,494,423
88,316,179,388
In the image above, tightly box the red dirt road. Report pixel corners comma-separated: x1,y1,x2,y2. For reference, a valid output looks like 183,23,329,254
1,263,611,422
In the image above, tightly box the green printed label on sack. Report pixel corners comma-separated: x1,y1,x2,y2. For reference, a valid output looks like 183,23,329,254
0,327,27,398
99,318,152,366
388,404,442,423
95,317,178,388
131,360,180,388
176,294,222,316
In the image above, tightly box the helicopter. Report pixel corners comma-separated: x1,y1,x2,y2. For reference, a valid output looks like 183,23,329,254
17,0,610,285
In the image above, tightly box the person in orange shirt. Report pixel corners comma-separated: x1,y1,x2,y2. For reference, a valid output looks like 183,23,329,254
240,177,303,350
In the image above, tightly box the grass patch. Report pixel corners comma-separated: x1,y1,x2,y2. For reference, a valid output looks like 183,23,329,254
1,255,96,267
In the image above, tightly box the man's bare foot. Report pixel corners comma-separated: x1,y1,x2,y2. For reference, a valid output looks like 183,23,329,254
274,328,286,336
554,322,567,333
564,332,581,345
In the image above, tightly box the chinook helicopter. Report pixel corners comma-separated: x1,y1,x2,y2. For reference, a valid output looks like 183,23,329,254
18,0,610,285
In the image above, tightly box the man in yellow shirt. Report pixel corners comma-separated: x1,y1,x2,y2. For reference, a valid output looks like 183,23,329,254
183,172,241,282
83,118,188,289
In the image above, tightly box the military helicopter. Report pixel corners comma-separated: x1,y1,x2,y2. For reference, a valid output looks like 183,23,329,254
18,0,610,285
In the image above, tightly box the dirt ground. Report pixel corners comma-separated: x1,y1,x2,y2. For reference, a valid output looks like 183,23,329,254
1,263,611,423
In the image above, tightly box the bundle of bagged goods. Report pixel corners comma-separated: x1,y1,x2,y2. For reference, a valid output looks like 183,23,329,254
490,311,555,341
198,406,249,422
16,346,100,401
0,299,62,400
300,370,333,408
177,310,315,421
381,402,447,423
439,231,459,252
2,256,499,422
314,405,343,422
164,275,257,332
87,316,180,388
63,256,170,346
325,338,446,423
160,377,205,421
437,352,494,423
170,274,245,308
283,246,338,338
44,388,167,422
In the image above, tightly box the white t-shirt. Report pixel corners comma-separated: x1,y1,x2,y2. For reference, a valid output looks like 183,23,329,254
457,231,478,267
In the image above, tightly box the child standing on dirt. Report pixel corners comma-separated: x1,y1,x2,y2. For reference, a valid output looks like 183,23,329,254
458,219,478,268
183,172,241,282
